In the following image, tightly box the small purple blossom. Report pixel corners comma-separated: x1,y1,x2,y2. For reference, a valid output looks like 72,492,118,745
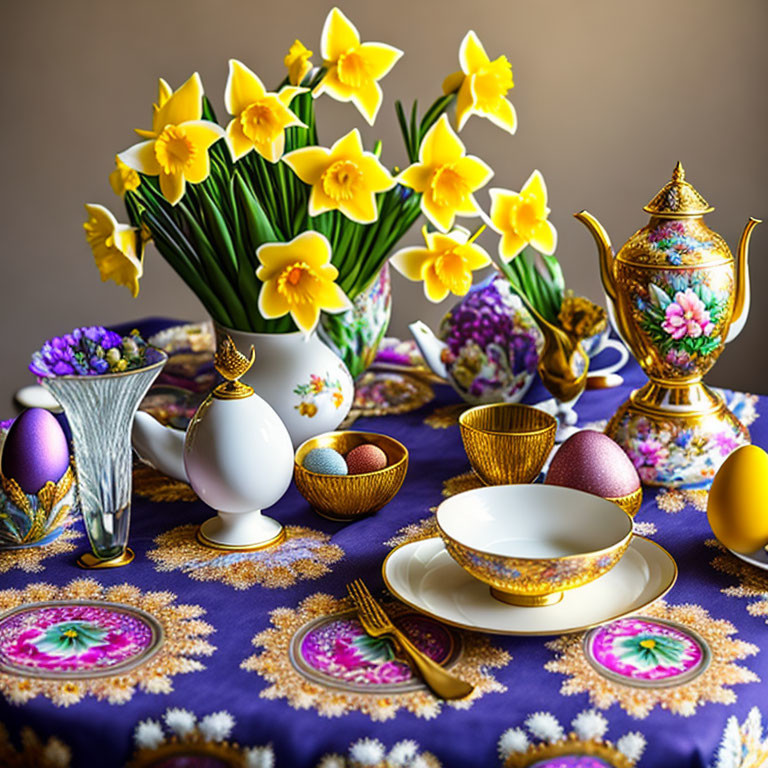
30,327,150,378
713,431,739,456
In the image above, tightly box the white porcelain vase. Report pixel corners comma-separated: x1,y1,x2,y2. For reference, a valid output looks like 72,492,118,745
213,324,355,448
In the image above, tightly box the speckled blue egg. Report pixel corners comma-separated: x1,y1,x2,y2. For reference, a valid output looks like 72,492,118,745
303,447,348,476
1,408,70,494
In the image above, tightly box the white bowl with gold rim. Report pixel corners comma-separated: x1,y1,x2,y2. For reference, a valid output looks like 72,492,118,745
436,484,633,606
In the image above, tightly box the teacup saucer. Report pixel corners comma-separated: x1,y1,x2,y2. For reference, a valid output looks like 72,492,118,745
729,546,768,572
382,536,677,635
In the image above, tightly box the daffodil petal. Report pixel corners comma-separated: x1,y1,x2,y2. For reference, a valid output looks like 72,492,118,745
359,155,395,192
357,42,403,79
307,184,337,218
455,194,482,217
157,78,173,107
499,231,527,262
134,128,158,140
488,188,516,233
462,242,492,270
260,133,285,164
459,31,490,74
483,95,517,135
442,70,465,95
521,169,548,205
390,246,431,281
331,128,364,160
422,192,457,233
321,7,360,61
257,277,289,319
313,68,355,102
453,155,494,191
351,79,383,125
159,171,186,206
225,59,267,116
291,230,333,268
291,300,321,335
256,243,289,280
423,264,450,303
315,280,352,313
118,140,161,176
153,72,203,134
283,146,331,184
530,219,558,255
396,163,431,192
455,77,477,131
226,119,254,161
278,85,308,107
84,203,118,232
420,114,465,167
179,122,224,183
340,191,378,224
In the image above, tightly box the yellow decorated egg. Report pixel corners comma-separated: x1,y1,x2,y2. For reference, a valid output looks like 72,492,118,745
707,444,768,553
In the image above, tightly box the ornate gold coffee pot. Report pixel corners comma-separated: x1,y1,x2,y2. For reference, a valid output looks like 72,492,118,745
575,162,760,487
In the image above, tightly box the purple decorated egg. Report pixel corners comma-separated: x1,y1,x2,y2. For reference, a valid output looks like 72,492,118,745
1,408,70,494
546,430,640,498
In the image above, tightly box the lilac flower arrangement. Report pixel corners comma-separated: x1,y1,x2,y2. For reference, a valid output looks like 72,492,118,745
29,326,150,378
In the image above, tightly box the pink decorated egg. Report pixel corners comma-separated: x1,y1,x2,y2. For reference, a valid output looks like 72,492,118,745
1,408,70,494
346,444,388,475
545,430,641,514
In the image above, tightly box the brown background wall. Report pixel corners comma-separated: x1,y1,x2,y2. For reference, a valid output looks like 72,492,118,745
1,0,766,404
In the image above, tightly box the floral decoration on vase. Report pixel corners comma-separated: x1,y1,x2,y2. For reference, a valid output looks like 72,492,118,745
128,708,274,768
710,707,768,768
317,738,442,768
0,579,215,706
0,722,71,768
240,592,510,721
545,600,759,718
498,709,646,768
294,372,346,418
147,523,344,590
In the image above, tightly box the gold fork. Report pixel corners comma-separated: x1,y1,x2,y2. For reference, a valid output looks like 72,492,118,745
346,579,474,700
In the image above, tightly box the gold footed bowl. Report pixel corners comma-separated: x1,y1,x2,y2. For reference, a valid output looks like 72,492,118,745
436,484,633,606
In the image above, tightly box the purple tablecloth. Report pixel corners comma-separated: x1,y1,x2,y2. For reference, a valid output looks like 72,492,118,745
0,317,766,768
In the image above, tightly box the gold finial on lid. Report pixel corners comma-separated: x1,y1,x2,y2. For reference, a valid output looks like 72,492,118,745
213,335,255,399
643,162,714,217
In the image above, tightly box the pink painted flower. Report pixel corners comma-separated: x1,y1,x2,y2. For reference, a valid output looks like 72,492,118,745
629,438,669,480
713,431,739,456
662,289,713,340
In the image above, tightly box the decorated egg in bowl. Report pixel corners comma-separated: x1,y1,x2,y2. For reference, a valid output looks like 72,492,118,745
436,484,633,606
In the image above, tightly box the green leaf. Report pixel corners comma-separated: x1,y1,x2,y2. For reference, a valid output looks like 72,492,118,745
233,172,278,250
649,283,672,308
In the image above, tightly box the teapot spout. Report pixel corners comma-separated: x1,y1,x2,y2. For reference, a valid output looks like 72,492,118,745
726,217,761,344
132,411,188,483
574,210,617,303
409,321,449,380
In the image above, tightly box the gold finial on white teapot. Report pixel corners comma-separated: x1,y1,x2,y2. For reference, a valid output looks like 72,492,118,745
213,335,256,400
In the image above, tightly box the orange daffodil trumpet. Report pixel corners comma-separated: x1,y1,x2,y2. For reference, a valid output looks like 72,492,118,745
397,114,493,232
489,170,558,261
285,40,313,86
225,60,307,163
391,225,491,303
442,31,517,135
313,7,403,125
83,205,144,297
283,128,395,223
118,73,225,206
256,231,351,334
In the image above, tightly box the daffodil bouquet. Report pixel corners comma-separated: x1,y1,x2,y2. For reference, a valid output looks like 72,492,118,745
83,7,519,345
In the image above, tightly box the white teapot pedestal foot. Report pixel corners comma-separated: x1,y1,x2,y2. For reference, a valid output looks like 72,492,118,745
197,510,285,551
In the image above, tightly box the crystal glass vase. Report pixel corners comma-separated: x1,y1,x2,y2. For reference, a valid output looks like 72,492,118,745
42,349,167,562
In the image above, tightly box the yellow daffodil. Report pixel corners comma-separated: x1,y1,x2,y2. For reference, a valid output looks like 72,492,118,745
83,204,143,297
256,231,351,334
442,31,517,135
283,128,394,223
118,73,225,206
390,225,490,302
489,170,558,260
312,7,403,125
397,114,493,232
285,40,313,85
225,59,307,163
108,156,140,196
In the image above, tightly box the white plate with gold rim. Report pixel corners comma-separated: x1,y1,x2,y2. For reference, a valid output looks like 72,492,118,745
382,536,677,636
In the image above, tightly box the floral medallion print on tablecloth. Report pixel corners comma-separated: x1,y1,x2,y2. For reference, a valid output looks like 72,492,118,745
0,524,83,574
132,463,198,503
499,709,646,768
351,371,434,417
384,516,439,549
424,403,468,430
147,524,344,590
710,707,768,768
545,600,759,718
240,592,510,721
0,721,71,768
128,707,274,768
706,539,768,627
317,737,442,768
0,579,215,706
442,471,483,497
655,488,708,514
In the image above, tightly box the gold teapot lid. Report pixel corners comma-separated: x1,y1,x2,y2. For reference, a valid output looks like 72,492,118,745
643,162,714,217
213,336,255,400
